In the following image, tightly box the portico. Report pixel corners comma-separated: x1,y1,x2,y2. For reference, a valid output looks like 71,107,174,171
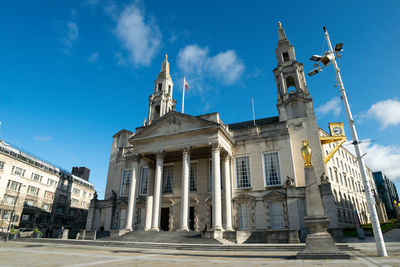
124,111,234,232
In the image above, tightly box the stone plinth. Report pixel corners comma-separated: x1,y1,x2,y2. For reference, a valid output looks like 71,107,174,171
297,167,349,259
204,230,223,240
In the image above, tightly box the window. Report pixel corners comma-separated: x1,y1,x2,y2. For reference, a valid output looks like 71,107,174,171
42,203,52,212
44,191,54,200
2,210,10,220
24,199,37,207
139,167,149,196
7,180,22,192
56,206,65,214
190,163,197,192
12,214,19,223
83,191,87,198
120,170,132,197
11,166,25,176
235,156,251,188
72,188,81,196
329,168,333,181
31,173,43,182
47,178,58,187
137,208,146,230
71,198,79,206
27,186,40,196
0,161,4,170
270,202,284,228
81,201,86,208
4,195,16,205
238,204,251,229
162,165,173,194
157,83,162,91
58,195,68,204
263,152,282,186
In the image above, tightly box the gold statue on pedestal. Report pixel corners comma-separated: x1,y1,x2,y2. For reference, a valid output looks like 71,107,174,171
301,140,312,167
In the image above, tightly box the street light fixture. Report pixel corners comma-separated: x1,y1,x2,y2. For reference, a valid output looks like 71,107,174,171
308,26,388,257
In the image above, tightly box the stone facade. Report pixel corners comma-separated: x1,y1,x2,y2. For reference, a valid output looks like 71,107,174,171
87,25,378,243
0,141,95,233
320,129,384,226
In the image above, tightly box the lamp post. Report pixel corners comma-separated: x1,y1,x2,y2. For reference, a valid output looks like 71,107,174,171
308,26,387,257
5,184,25,242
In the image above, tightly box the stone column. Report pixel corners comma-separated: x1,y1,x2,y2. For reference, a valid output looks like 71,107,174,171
180,147,190,231
125,155,140,231
211,144,223,231
151,152,164,231
297,140,349,259
144,167,155,231
223,155,233,231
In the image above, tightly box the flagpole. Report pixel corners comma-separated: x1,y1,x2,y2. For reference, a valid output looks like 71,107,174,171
182,77,185,113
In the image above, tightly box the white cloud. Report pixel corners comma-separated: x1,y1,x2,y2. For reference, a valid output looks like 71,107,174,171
34,135,52,142
364,143,400,180
65,21,78,47
365,98,400,129
317,97,342,117
177,45,208,75
344,140,400,180
114,3,161,66
88,52,99,63
177,44,244,86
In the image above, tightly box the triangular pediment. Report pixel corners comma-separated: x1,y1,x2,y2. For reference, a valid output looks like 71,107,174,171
233,193,256,201
131,111,219,140
262,190,287,200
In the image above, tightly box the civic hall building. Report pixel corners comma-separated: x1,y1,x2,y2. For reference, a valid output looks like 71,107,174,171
86,25,380,243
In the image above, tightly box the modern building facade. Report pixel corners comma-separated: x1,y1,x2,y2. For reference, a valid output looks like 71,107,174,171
86,24,378,243
320,129,386,225
0,140,95,232
373,171,399,219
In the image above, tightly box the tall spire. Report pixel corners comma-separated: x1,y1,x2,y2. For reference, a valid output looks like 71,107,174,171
158,53,171,80
278,21,289,43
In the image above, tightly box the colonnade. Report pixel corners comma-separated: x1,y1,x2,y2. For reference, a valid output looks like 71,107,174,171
124,144,233,232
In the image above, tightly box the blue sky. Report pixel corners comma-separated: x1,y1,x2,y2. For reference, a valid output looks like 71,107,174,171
1,0,400,198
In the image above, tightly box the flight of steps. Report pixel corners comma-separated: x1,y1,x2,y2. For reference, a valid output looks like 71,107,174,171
110,230,221,244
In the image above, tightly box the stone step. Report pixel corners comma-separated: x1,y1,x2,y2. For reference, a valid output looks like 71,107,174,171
13,238,360,252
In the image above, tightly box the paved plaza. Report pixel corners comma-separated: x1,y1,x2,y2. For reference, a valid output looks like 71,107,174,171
0,241,399,266
1,229,400,266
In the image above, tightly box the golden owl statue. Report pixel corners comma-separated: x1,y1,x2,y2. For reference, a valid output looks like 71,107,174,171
301,140,312,167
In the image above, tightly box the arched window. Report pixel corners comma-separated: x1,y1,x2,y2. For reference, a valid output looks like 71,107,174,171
329,167,333,181
285,76,296,93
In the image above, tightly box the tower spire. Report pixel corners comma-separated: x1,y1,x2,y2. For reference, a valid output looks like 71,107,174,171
277,21,289,43
147,54,176,124
159,53,171,80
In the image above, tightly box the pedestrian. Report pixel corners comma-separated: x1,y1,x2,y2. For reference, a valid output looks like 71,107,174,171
49,227,53,238
201,224,208,237
45,227,49,238
58,226,64,238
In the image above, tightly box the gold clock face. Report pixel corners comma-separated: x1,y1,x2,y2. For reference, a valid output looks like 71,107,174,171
333,126,342,136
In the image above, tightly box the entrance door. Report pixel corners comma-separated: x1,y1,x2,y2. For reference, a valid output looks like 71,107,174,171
160,208,169,231
189,207,195,231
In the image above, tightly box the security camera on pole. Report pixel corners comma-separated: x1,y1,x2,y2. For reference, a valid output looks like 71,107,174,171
308,26,387,257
